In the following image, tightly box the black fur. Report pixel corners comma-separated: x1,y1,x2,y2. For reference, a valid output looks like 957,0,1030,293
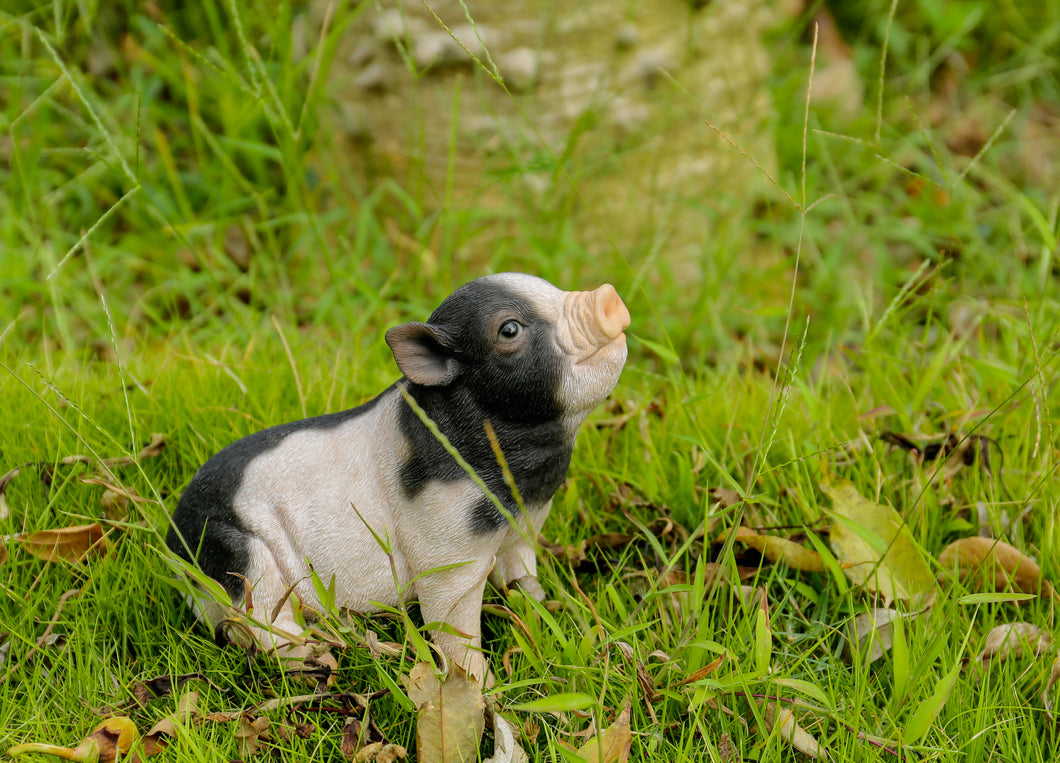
396,279,571,534
166,394,384,600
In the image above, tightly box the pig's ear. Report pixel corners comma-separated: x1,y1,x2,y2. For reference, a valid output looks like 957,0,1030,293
385,322,460,386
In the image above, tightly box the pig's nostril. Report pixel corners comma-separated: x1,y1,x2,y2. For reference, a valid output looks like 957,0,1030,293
594,284,631,339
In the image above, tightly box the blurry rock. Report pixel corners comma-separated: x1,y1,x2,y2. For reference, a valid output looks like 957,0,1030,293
321,0,781,281
499,47,537,92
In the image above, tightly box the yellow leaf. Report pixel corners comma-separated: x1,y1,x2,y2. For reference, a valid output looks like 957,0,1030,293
728,527,825,572
8,716,139,762
820,477,936,607
577,704,631,763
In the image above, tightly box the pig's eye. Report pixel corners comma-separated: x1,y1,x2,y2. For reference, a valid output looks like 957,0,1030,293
497,319,523,342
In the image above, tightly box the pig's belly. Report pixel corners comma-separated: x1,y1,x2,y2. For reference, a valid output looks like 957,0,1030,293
234,414,413,613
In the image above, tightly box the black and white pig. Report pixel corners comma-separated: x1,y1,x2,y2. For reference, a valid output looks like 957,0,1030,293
166,273,630,681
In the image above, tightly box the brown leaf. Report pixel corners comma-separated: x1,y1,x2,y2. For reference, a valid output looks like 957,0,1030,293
761,701,829,760
539,532,635,567
577,703,632,763
881,431,994,468
236,715,272,757
406,662,485,762
130,673,209,706
726,527,825,572
142,691,200,756
939,537,1055,598
710,487,743,509
979,623,1052,663
342,718,368,760
99,490,130,519
674,654,726,688
14,523,109,563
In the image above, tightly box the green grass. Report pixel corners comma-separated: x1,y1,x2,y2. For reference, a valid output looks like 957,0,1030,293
3,1,1060,760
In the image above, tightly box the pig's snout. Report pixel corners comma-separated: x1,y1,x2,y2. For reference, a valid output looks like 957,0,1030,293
593,283,631,341
562,283,631,354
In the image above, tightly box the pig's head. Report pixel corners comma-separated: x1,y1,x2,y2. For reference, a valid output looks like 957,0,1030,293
385,273,630,431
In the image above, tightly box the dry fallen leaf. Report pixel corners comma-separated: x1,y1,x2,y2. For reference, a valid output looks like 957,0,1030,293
577,703,632,763
821,476,937,607
0,436,165,524
979,623,1053,663
13,523,109,563
7,716,139,762
130,673,209,706
406,662,484,762
844,608,910,665
762,701,829,760
674,654,726,688
355,742,409,762
100,433,166,468
483,712,528,763
236,715,272,757
142,691,200,756
939,537,1055,598
726,527,825,573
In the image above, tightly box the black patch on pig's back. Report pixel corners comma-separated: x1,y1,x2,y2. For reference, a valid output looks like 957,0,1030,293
167,392,385,600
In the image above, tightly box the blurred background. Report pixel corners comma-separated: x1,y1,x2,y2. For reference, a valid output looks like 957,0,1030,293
3,0,1056,372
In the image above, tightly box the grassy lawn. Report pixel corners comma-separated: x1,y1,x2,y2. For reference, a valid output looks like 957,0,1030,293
2,1,1059,761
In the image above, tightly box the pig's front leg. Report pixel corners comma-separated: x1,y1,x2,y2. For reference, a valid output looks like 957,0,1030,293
489,504,551,602
414,558,493,683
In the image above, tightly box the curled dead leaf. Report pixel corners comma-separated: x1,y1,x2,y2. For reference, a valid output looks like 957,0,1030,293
13,523,109,563
142,691,200,756
979,623,1052,663
483,712,528,763
761,701,829,760
725,527,825,573
939,537,1055,598
236,715,272,757
7,716,139,762
675,654,726,688
130,672,210,706
101,433,167,469
0,436,165,524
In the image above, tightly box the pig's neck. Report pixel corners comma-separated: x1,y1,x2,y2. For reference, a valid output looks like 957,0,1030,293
397,381,575,526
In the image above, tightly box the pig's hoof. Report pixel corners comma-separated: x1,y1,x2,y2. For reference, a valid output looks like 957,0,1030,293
509,574,547,602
